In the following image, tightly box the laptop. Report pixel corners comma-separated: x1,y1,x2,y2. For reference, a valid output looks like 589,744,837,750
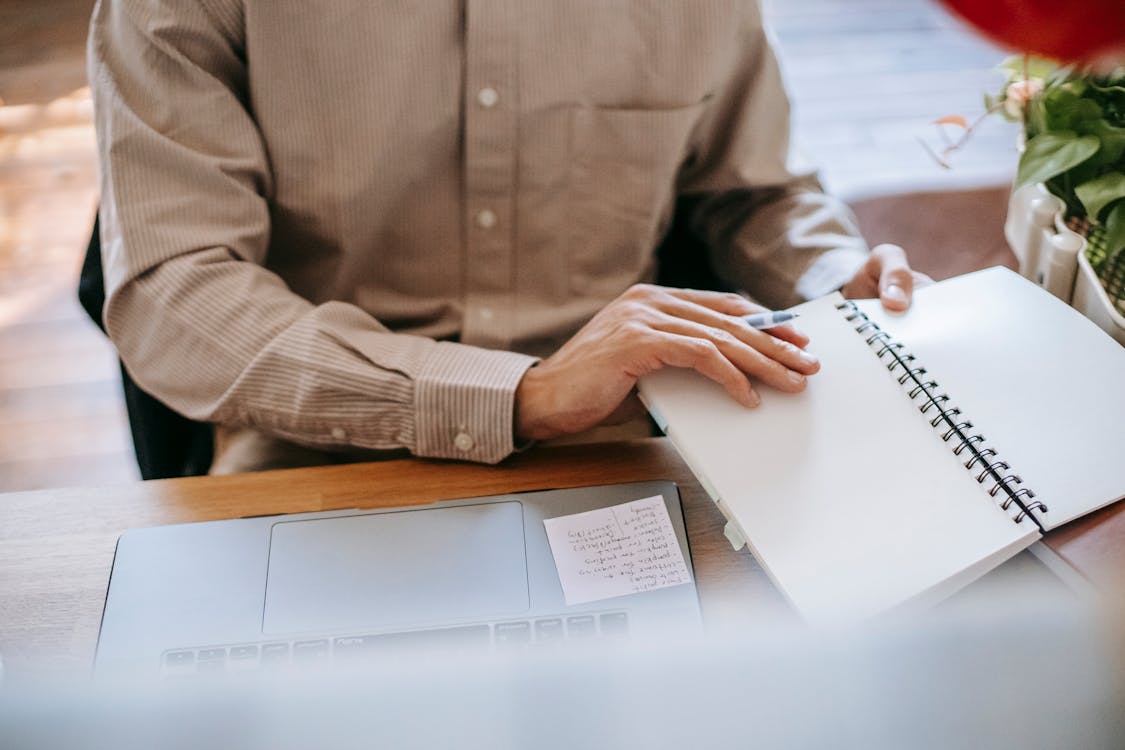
95,481,702,678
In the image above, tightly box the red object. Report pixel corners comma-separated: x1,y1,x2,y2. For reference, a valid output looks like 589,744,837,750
936,0,1125,64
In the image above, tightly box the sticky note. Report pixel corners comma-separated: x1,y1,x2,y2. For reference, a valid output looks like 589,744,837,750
543,495,692,606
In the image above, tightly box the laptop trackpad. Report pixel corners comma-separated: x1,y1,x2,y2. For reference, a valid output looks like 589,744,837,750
263,501,529,635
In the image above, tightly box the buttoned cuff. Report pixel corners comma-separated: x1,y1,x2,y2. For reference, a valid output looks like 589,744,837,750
413,342,539,464
794,246,869,301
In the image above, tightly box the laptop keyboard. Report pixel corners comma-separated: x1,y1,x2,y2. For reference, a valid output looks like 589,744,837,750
160,611,629,677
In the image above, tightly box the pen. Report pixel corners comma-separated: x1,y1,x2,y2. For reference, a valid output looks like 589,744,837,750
742,310,799,329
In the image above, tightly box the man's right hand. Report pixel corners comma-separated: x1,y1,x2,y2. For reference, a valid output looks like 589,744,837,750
514,284,820,442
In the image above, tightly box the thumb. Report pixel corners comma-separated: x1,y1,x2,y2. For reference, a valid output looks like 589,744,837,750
872,244,914,311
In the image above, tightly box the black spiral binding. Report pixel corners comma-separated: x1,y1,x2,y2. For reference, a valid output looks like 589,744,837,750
835,301,1049,532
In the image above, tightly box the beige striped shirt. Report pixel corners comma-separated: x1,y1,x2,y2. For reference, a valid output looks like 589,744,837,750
89,0,868,466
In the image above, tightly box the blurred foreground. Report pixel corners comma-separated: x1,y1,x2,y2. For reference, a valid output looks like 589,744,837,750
3,590,1123,750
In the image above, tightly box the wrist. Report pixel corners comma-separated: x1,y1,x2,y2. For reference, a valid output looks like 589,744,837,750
514,365,562,442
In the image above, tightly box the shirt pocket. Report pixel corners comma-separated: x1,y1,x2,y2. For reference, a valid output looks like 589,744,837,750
567,102,707,297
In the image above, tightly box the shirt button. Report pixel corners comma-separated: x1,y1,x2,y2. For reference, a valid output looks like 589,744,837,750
453,432,476,452
331,427,347,441
477,87,499,108
476,209,497,229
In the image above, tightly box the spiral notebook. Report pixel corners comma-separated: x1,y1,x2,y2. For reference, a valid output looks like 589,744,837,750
638,266,1125,624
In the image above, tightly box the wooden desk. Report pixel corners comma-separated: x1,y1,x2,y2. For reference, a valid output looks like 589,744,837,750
1,437,1122,678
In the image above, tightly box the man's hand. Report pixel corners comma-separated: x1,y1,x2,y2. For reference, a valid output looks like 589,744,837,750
514,284,820,442
840,244,932,311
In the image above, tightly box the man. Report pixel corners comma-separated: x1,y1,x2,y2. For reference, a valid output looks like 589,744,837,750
89,1,926,472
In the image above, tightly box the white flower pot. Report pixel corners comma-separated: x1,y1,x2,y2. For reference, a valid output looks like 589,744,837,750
1005,183,1125,346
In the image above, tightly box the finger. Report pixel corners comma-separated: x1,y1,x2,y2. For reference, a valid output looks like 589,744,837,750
756,323,810,349
648,331,761,407
653,315,817,393
664,287,764,317
622,284,811,348
871,244,914,311
655,293,812,349
841,253,881,300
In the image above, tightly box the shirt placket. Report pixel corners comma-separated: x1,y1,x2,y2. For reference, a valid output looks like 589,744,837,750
461,0,517,350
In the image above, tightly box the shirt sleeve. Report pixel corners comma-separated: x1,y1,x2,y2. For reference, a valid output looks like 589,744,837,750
89,0,535,464
676,10,869,310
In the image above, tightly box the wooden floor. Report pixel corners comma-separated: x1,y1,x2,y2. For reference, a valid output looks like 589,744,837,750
0,0,134,492
0,0,1016,493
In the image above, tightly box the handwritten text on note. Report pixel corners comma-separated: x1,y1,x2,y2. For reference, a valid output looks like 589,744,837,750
543,495,692,606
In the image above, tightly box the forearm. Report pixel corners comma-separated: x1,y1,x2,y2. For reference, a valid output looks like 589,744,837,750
674,10,868,308
695,176,868,308
106,250,536,464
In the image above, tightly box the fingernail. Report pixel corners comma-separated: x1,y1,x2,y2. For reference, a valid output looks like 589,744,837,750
788,371,805,385
799,351,819,367
747,388,761,407
884,284,908,304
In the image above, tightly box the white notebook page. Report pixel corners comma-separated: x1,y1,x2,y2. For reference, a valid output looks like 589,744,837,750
859,267,1125,530
639,290,1038,624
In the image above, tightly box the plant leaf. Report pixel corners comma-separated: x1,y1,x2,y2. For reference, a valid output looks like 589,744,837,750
1075,172,1125,219
1087,80,1125,97
1078,119,1125,165
1045,91,1102,131
1103,201,1125,256
1016,133,1101,187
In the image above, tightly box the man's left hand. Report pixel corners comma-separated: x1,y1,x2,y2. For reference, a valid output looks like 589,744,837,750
840,244,932,311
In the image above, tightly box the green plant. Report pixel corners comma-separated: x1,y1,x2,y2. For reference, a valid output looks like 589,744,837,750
924,58,1125,312
943,57,1125,313
997,58,1125,255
